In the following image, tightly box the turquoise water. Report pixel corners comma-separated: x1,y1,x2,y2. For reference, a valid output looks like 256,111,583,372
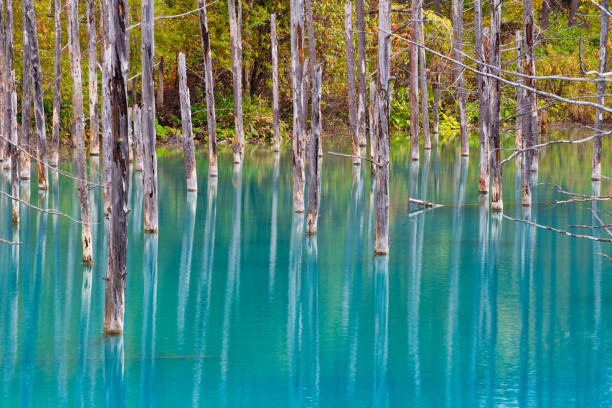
1,132,611,407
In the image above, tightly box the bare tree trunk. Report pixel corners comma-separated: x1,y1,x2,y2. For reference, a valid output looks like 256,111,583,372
50,0,61,168
540,0,550,30
410,0,420,161
23,0,48,190
452,0,468,156
104,0,130,334
87,0,100,156
569,0,578,26
345,2,360,164
356,0,367,147
515,30,523,171
127,106,133,162
102,0,112,216
475,0,489,194
20,2,32,180
228,0,245,163
0,4,5,165
592,0,608,181
133,105,144,172
142,0,158,232
10,74,18,224
375,0,391,255
67,0,94,265
369,80,378,176
522,0,536,205
198,0,218,176
305,0,316,81
271,13,280,152
291,0,306,213
307,64,322,235
432,72,440,146
417,0,430,150
156,56,164,108
4,0,14,173
489,0,502,212
178,53,197,192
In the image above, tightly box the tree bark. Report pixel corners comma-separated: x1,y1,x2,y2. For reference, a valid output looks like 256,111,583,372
475,0,489,194
198,0,218,176
228,0,245,163
515,30,523,171
569,0,578,26
356,0,367,147
369,80,378,176
20,2,32,180
271,13,280,152
432,72,440,146
142,0,159,232
102,0,113,215
489,0,502,212
133,105,144,172
0,3,5,165
375,0,391,255
307,64,322,235
156,56,164,108
127,106,133,162
592,0,608,181
10,74,18,224
23,0,48,190
540,0,550,30
452,0,468,156
49,0,61,168
410,0,420,161
522,0,537,205
4,0,14,172
345,2,360,164
67,0,94,265
417,0,431,150
178,53,198,192
291,0,306,213
104,0,130,334
87,0,100,156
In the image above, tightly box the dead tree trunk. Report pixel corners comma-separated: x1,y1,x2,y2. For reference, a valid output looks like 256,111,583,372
102,0,112,215
4,0,14,173
474,0,489,194
271,13,280,152
178,53,197,192
23,0,48,190
0,4,5,165
526,2,538,173
592,0,608,181
540,0,550,30
432,72,440,146
355,0,367,147
87,0,100,156
307,64,323,235
375,0,391,255
515,30,523,170
104,0,130,334
20,2,32,180
344,2,360,164
489,0,503,212
133,105,144,172
417,0,431,150
67,0,94,265
569,0,578,26
127,106,133,162
197,0,218,176
11,76,18,224
409,0,420,161
369,80,378,175
290,0,306,213
228,0,245,163
50,0,61,168
452,0,468,156
522,0,536,205
156,56,164,108
142,0,159,232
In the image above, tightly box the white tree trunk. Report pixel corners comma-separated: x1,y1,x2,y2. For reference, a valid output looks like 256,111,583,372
228,0,245,163
87,0,100,155
178,53,198,192
271,13,280,152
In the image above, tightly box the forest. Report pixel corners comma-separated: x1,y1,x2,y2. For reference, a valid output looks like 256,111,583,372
1,0,612,406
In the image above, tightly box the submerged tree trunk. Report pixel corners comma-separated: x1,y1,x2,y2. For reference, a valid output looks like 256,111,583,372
307,65,322,235
4,0,14,172
489,0,503,212
291,0,306,213
474,0,489,194
11,77,18,224
345,2,360,164
142,0,159,232
592,0,608,181
50,0,61,168
20,7,32,180
178,53,197,192
452,0,468,156
198,0,218,176
271,13,280,152
417,0,431,150
228,0,245,163
355,0,367,147
375,0,391,255
102,0,113,216
409,0,420,161
67,0,94,265
23,0,48,190
522,0,536,205
104,0,130,334
133,105,144,172
87,0,100,156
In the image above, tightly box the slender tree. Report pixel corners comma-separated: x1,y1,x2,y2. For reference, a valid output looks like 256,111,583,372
540,0,550,30
0,3,5,165
4,0,14,172
307,64,323,235
133,105,144,172
102,0,113,215
67,0,94,264
50,0,62,168
156,56,164,108
569,0,578,26
522,0,537,205
432,71,441,146
417,0,431,150
452,0,468,156
489,0,503,212
355,0,367,147
228,0,245,163
474,0,489,194
20,1,33,179
178,53,197,192
142,0,159,232
515,30,523,170
197,0,218,176
410,0,420,161
291,0,306,213
23,0,48,190
10,73,18,225
369,80,378,175
592,0,608,181
271,13,280,152
87,0,100,155
104,0,130,334
345,2,360,164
